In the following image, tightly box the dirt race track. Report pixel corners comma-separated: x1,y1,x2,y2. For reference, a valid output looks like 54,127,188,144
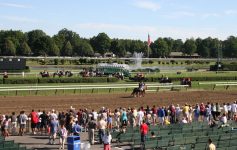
0,91,237,114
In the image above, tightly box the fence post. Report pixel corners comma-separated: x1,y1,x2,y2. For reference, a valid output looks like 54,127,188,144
226,85,230,90
74,89,76,94
213,85,216,90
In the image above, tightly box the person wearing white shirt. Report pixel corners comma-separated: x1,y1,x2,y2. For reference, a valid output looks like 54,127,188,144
176,104,181,122
219,113,229,128
227,103,232,120
231,102,237,119
92,110,98,121
137,109,144,126
103,130,112,150
223,103,228,114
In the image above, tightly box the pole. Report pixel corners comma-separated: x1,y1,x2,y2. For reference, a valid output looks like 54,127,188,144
147,44,149,59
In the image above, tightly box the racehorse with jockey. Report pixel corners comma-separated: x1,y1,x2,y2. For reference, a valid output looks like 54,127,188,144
131,81,147,97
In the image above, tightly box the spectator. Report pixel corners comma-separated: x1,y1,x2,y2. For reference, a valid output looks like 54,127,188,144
140,120,149,144
208,139,216,150
98,116,106,144
218,113,229,128
10,112,17,135
29,109,39,135
18,111,28,136
39,110,48,135
49,118,59,145
59,123,67,149
72,121,82,136
151,131,156,138
88,117,97,145
2,115,9,138
103,130,112,150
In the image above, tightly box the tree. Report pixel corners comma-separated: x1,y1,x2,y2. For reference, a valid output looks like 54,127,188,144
163,37,174,54
62,41,73,56
151,38,169,57
26,30,47,55
4,39,16,56
183,38,197,56
75,41,94,56
110,39,126,57
223,36,237,58
49,41,60,56
53,28,81,55
172,39,183,52
90,33,111,55
33,36,54,56
20,41,31,56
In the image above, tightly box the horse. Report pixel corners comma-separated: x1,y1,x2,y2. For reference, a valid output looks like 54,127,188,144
53,71,64,78
131,85,147,97
180,78,192,87
39,72,49,78
65,71,73,77
159,78,172,83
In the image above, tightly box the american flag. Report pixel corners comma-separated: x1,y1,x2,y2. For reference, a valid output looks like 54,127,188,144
148,34,151,46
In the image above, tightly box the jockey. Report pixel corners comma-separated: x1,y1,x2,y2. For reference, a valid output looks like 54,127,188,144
139,81,145,91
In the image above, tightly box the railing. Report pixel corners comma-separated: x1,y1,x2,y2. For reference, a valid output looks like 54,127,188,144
198,82,237,90
0,83,189,95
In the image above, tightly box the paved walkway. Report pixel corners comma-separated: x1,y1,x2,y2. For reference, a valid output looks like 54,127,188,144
7,132,126,150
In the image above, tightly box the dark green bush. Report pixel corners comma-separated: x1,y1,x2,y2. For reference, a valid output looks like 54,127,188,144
210,63,237,71
3,78,38,84
148,60,154,64
2,77,119,84
54,59,59,65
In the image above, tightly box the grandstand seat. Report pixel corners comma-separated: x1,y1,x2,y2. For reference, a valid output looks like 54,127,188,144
225,146,237,150
194,143,207,150
196,136,210,143
230,139,237,146
173,137,185,145
217,140,230,148
144,139,158,149
219,134,231,141
157,140,170,148
184,136,196,144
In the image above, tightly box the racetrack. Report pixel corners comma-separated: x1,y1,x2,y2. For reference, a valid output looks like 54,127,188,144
0,90,236,114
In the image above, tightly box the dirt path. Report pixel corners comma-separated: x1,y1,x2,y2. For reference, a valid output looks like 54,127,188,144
0,91,236,114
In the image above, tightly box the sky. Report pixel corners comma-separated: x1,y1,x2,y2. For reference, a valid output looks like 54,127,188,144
0,0,237,41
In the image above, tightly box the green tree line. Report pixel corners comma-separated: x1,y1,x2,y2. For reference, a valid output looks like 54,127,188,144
0,28,237,58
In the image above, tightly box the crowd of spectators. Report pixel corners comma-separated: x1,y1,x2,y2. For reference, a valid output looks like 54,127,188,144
1,101,237,149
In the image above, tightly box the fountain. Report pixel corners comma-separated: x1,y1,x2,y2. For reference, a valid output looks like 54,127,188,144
132,52,144,69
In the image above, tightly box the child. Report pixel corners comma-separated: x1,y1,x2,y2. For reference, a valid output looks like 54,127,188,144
103,130,112,150
59,124,67,149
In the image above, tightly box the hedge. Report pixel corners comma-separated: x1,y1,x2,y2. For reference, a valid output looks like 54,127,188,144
3,77,119,84
142,76,237,82
3,78,38,84
210,64,237,71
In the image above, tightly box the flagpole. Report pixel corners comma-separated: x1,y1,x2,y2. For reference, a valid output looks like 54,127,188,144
147,43,149,59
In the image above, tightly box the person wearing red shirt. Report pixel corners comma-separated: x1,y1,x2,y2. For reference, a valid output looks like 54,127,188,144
140,120,149,143
29,109,39,135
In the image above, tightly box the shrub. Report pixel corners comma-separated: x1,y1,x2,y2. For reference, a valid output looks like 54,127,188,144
3,78,38,84
148,60,154,64
60,59,66,65
170,60,175,64
185,60,192,65
54,59,59,65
